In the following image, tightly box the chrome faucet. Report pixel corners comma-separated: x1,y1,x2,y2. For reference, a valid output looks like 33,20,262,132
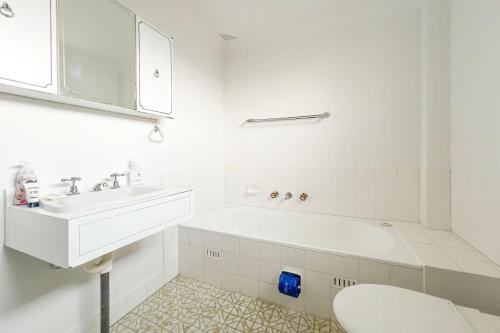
110,173,126,189
93,182,108,192
285,192,293,200
61,177,81,195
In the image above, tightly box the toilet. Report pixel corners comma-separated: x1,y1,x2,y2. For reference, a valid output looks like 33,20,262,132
333,284,475,333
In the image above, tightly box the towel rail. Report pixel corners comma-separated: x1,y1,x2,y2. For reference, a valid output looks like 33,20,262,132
244,112,330,124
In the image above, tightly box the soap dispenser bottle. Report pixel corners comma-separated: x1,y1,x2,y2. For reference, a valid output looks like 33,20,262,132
14,162,40,207
13,162,29,206
127,160,143,186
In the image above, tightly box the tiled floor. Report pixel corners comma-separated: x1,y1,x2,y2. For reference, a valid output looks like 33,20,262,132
111,276,346,333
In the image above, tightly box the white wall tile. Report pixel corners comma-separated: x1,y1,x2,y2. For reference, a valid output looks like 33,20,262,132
398,187,420,205
222,272,240,292
179,228,190,244
304,270,331,297
417,252,460,270
356,200,376,219
221,235,239,254
337,168,356,185
164,261,178,283
358,260,390,284
390,266,423,291
164,225,178,246
281,247,305,268
240,239,259,258
305,251,330,273
333,200,357,217
239,277,260,297
179,260,189,276
304,293,332,319
454,259,500,277
222,252,239,275
282,294,305,312
206,268,222,288
223,164,420,222
189,263,206,282
376,168,398,186
398,168,420,186
424,267,464,304
179,243,189,262
260,260,281,284
331,286,342,301
189,245,204,265
260,282,282,305
164,243,178,265
375,186,398,220
462,274,500,311
443,247,488,262
240,256,260,280
204,232,221,250
204,256,222,270
260,242,281,263
357,168,376,185
331,255,358,279
189,230,204,246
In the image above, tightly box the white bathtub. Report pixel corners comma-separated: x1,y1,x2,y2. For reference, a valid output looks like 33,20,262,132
181,206,420,267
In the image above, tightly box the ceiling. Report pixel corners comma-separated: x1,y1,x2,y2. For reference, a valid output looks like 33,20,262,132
185,0,420,39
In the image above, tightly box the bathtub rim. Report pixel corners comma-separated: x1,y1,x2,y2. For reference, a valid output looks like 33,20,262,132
179,209,423,269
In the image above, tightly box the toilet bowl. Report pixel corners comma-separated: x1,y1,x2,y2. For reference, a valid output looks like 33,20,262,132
333,284,474,333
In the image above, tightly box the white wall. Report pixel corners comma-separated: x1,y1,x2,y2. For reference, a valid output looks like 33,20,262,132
419,0,451,230
0,0,224,332
223,5,422,221
450,0,500,265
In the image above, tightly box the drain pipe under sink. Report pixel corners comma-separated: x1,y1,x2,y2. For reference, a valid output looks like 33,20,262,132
83,253,114,333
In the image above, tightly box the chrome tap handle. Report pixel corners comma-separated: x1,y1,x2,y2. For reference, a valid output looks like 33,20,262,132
93,182,108,192
110,173,125,189
61,177,82,195
0,2,15,18
61,177,82,183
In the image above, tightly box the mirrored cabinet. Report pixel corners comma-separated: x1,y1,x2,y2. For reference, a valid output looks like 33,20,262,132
0,0,173,119
0,0,57,93
137,20,173,115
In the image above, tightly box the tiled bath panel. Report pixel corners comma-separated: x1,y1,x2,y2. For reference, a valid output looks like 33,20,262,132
178,227,423,319
111,276,346,332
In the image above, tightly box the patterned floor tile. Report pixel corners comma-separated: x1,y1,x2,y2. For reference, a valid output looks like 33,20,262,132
111,276,345,333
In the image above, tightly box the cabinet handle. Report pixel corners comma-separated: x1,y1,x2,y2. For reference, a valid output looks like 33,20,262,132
0,2,14,18
154,69,160,78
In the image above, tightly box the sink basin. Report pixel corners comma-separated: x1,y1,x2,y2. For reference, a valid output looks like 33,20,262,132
6,186,193,268
40,186,170,214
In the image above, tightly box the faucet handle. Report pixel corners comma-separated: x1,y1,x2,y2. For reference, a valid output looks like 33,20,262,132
110,173,126,189
93,182,108,192
110,173,126,178
61,177,81,195
61,177,82,183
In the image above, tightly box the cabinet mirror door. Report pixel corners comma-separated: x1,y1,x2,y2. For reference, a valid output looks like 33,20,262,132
59,0,136,109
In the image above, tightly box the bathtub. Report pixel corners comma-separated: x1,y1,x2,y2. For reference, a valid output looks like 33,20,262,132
181,206,420,268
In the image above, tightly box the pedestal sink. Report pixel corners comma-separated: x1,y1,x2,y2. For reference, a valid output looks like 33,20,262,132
5,186,193,268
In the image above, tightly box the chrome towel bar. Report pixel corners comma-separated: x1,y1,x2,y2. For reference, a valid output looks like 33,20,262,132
244,112,330,124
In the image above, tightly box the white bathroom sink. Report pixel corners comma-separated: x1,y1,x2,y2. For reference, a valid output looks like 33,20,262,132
6,186,193,268
40,186,171,214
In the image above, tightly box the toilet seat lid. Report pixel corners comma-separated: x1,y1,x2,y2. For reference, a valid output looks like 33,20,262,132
333,284,473,333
